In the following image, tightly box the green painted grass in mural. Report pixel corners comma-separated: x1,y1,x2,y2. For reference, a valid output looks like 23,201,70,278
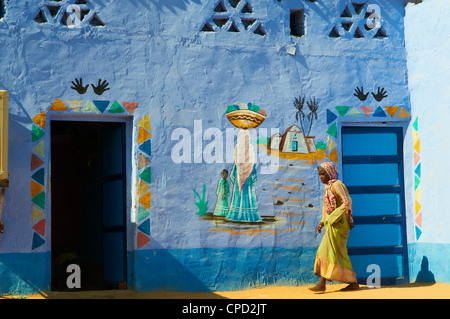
193,184,209,215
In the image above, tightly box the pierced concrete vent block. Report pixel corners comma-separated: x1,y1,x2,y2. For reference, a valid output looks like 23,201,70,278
201,22,215,32
34,9,48,24
213,17,229,28
374,27,388,38
241,2,253,13
340,5,352,18
214,0,227,13
254,23,266,36
228,20,239,32
352,2,365,15
229,0,241,9
89,13,105,26
46,5,61,18
241,18,256,30
354,26,364,38
329,26,341,37
342,21,353,32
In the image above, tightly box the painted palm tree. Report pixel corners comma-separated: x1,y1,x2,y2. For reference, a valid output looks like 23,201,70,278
306,97,319,136
293,95,319,136
293,95,306,135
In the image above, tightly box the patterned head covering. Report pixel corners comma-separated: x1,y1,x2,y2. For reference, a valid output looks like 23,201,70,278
318,162,338,181
318,162,354,226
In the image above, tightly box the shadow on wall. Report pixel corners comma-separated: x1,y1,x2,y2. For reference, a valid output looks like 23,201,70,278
414,256,435,284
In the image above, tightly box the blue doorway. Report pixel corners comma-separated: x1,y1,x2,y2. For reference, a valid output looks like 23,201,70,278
341,126,409,285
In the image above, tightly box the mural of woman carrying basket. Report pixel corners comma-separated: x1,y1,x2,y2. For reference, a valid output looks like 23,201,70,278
225,103,267,223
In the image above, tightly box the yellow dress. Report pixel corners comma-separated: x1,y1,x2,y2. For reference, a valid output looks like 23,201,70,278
313,180,357,283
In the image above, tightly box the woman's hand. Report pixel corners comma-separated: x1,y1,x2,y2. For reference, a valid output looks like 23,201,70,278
317,222,324,233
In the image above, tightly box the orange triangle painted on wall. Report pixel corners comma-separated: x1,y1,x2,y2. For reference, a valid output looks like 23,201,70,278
397,107,410,118
32,111,46,129
385,106,399,118
328,149,339,163
138,127,151,144
50,98,68,111
415,212,422,228
31,180,45,198
122,102,139,114
138,180,150,197
139,192,151,209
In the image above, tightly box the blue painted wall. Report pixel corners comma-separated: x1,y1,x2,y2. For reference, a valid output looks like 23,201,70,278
0,0,425,295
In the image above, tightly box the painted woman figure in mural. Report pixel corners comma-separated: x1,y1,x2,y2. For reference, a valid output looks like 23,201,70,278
213,169,230,217
226,130,261,223
309,162,359,292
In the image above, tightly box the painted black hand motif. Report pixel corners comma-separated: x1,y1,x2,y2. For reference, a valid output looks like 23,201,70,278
71,78,88,94
372,87,388,102
91,79,110,95
353,86,369,101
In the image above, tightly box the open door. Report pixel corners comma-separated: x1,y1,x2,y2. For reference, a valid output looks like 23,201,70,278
51,120,127,291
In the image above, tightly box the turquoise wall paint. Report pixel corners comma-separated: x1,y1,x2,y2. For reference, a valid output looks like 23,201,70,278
133,247,317,292
405,0,450,284
0,253,50,296
0,0,423,295
408,243,450,284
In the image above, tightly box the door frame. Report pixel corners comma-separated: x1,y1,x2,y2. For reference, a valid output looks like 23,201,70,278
49,114,134,289
339,121,410,285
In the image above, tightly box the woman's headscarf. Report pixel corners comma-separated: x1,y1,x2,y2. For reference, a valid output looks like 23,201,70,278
318,162,353,225
234,130,255,193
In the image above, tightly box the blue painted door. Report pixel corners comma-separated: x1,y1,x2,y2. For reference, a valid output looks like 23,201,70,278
342,126,409,285
101,123,127,288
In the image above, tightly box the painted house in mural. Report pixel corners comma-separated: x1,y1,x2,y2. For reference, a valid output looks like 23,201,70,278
278,125,317,154
0,0,448,296
279,125,308,153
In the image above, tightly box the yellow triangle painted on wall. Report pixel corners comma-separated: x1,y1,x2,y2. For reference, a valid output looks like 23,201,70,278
415,187,422,202
32,140,45,158
138,180,150,197
415,200,421,215
138,114,151,131
412,130,419,144
31,205,45,223
50,98,68,111
414,139,420,154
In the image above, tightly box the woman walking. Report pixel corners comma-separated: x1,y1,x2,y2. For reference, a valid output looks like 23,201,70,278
309,162,359,292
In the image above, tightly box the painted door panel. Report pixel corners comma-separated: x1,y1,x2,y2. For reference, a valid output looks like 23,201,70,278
342,126,408,285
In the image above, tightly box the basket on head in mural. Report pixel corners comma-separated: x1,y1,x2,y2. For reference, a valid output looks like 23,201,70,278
226,103,267,129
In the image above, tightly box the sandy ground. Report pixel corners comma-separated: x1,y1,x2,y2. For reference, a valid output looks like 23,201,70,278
5,282,449,299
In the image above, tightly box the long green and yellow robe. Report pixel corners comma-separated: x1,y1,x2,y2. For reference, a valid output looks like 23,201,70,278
314,180,357,283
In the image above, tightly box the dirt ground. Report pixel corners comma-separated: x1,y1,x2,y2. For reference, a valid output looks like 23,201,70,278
6,282,450,299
